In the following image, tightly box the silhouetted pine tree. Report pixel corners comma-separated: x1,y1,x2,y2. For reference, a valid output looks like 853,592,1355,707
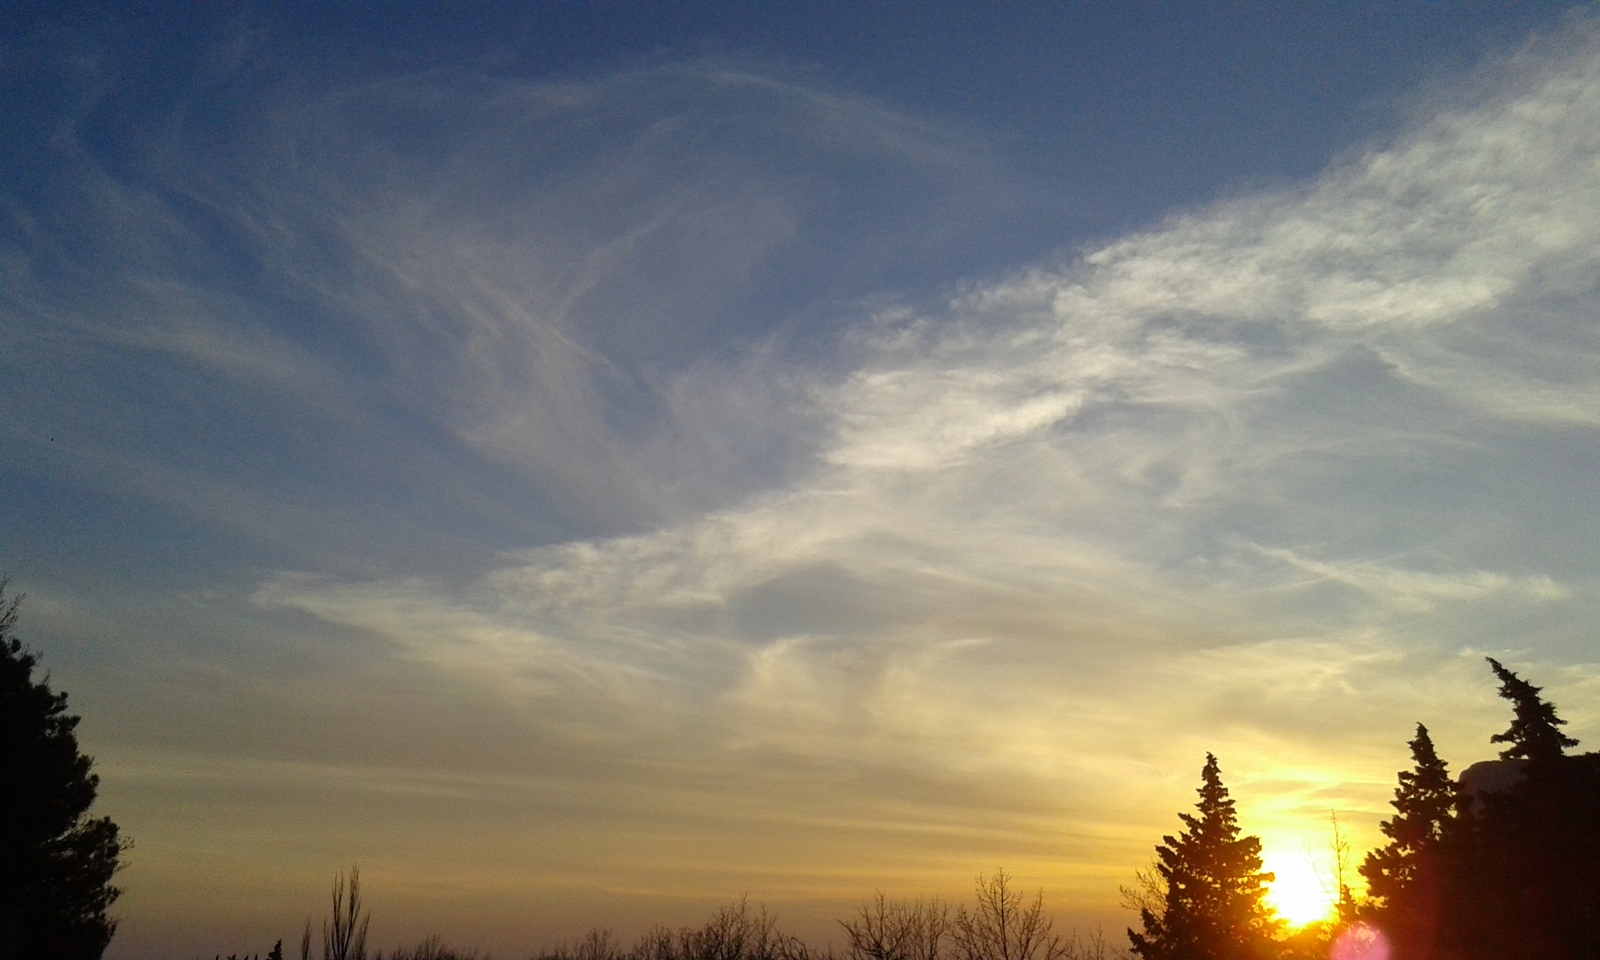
1128,754,1278,960
1485,657,1577,764
1358,723,1453,958
0,584,125,960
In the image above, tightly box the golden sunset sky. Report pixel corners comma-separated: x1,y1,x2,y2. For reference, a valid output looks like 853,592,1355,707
4,4,1599,957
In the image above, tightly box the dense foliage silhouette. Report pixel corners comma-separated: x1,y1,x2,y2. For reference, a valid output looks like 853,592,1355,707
1485,657,1578,763
1358,723,1453,957
1359,658,1600,960
1127,754,1278,960
1448,660,1598,960
0,583,125,960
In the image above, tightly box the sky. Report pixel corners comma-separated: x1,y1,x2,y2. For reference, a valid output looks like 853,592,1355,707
4,2,1600,957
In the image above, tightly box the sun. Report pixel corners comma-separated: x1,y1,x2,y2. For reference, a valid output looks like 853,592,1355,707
1262,852,1339,927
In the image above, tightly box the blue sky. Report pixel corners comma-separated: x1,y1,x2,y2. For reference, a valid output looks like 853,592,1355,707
4,3,1600,957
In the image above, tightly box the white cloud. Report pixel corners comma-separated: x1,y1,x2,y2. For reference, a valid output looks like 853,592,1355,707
261,29,1600,806
1246,545,1568,611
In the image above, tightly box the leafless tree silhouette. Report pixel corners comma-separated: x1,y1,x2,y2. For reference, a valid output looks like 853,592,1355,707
535,899,812,960
840,892,950,960
298,867,368,960
1116,862,1165,923
951,870,1066,960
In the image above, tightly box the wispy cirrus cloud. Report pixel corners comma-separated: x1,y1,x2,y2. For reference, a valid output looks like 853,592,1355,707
254,22,1600,883
11,13,1600,950
1246,545,1567,611
3,59,1033,565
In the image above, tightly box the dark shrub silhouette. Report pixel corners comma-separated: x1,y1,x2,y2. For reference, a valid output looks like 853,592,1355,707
0,582,126,960
383,934,483,960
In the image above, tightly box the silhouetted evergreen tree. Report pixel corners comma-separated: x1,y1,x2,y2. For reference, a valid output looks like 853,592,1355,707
1414,659,1600,960
1127,754,1278,960
1484,657,1577,763
0,584,125,960
1358,723,1453,958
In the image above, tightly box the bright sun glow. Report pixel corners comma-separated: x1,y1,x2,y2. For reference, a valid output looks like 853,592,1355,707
1262,852,1338,927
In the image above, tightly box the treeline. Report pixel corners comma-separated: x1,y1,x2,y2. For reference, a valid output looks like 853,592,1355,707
219,868,1120,960
264,652,1600,960
1124,657,1600,960
536,876,1118,960
7,581,1599,960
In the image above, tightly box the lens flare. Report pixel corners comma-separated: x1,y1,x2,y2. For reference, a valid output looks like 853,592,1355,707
1330,923,1390,960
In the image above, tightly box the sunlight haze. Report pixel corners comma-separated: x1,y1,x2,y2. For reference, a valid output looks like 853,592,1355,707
3,3,1598,958
1261,851,1340,929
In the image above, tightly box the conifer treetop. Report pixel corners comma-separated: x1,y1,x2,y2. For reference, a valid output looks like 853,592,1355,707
1359,722,1456,909
1485,657,1578,763
1387,723,1454,847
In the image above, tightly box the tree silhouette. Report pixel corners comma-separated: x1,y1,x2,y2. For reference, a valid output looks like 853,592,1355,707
1484,657,1576,764
951,869,1065,960
1127,754,1278,960
318,866,369,960
0,583,125,960
840,892,948,960
1361,660,1600,960
1444,658,1597,960
1358,723,1454,957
